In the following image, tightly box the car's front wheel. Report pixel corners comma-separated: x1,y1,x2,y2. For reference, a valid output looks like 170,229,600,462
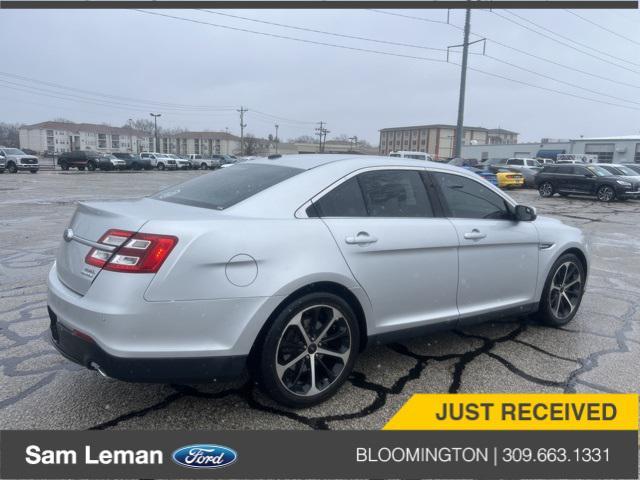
597,185,615,202
537,253,585,326
257,293,360,408
87,161,96,172
201,162,208,170
157,163,165,171
7,162,17,173
539,182,554,197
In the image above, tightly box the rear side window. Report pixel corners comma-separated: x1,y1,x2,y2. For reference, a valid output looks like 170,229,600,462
508,159,524,166
313,170,433,218
432,172,511,220
154,163,303,210
358,170,433,217
313,177,367,217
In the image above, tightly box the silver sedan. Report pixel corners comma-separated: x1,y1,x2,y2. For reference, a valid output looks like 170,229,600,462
48,155,589,407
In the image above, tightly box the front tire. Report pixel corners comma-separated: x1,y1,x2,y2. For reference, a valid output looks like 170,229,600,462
201,162,208,170
87,161,96,172
539,182,554,197
537,253,585,327
597,185,615,202
157,162,165,171
7,162,17,174
257,293,360,408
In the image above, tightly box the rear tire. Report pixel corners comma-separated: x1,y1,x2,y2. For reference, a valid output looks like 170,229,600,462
78,166,85,171
157,163,165,171
30,170,38,173
536,253,585,327
256,292,360,408
87,161,96,172
60,162,69,171
201,163,208,170
539,182,554,197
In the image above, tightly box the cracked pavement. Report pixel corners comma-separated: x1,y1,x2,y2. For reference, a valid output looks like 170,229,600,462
1,170,639,431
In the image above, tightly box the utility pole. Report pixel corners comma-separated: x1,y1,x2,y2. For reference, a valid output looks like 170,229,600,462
274,124,279,154
454,8,471,160
237,107,248,156
150,113,161,152
348,135,358,152
322,128,330,153
315,121,325,153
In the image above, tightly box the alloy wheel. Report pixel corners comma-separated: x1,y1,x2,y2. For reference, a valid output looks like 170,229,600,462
548,261,582,320
597,186,614,202
539,183,553,197
275,305,351,397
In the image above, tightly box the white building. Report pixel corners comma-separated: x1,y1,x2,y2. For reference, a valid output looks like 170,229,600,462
161,131,240,156
19,121,151,154
461,135,640,164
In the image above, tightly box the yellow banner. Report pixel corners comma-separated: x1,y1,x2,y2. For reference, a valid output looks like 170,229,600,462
384,394,639,430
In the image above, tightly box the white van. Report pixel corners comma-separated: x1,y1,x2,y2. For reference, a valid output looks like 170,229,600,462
389,151,433,161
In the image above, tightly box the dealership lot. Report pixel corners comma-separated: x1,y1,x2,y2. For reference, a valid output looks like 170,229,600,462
1,170,638,430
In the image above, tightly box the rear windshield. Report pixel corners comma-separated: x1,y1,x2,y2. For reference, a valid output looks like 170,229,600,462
153,163,303,210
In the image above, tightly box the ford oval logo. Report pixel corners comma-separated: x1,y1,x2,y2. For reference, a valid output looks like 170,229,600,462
172,444,238,469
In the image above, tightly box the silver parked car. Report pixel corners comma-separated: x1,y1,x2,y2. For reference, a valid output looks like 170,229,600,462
48,155,589,407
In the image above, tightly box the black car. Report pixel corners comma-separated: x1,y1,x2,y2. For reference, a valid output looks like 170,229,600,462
536,164,640,202
624,164,640,175
58,151,102,171
111,152,152,170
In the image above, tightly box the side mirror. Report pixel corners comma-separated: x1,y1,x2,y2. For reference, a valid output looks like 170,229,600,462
515,204,537,222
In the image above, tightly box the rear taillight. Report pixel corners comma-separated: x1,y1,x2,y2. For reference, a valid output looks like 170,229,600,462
85,229,178,273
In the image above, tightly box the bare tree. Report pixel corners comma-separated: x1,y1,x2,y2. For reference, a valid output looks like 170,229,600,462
243,134,269,156
0,122,20,147
288,135,316,143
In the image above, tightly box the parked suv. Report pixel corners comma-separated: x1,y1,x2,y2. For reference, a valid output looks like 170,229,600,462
536,164,640,202
97,154,127,171
58,151,102,171
0,147,39,173
140,152,177,170
189,154,223,170
112,153,152,170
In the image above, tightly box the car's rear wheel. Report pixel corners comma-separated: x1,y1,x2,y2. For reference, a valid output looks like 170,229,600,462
537,253,585,327
87,161,96,172
597,185,615,202
257,293,360,408
60,162,69,171
157,163,165,171
201,162,208,170
539,182,554,197
78,166,85,171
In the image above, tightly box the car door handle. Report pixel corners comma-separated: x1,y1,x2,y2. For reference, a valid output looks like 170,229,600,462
464,229,487,240
345,232,378,245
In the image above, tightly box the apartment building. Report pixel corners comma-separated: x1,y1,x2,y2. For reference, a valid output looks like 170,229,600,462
163,131,240,156
379,124,518,159
19,121,151,154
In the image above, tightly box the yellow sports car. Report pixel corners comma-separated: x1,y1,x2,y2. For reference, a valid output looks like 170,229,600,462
495,168,525,189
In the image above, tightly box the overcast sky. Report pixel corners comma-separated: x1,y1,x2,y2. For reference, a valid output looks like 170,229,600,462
0,8,639,144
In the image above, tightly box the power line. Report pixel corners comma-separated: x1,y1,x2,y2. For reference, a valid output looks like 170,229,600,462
0,71,235,111
134,9,640,113
368,9,640,91
564,10,640,47
200,10,448,53
202,10,640,106
134,10,449,64
494,10,640,72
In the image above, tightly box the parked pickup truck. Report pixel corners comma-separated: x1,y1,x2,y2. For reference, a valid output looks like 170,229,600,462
0,152,5,173
188,153,224,170
0,147,39,173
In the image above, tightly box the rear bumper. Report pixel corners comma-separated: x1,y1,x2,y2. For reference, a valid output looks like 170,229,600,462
48,307,246,382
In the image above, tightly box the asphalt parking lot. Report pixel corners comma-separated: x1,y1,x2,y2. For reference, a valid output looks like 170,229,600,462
1,170,639,430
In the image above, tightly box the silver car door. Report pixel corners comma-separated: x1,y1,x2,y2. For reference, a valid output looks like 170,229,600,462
429,171,539,322
313,168,460,336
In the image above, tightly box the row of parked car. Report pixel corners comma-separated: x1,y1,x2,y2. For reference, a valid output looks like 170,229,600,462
449,155,640,201
56,151,240,171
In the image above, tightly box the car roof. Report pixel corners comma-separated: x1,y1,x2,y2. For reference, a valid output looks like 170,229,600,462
251,154,455,172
